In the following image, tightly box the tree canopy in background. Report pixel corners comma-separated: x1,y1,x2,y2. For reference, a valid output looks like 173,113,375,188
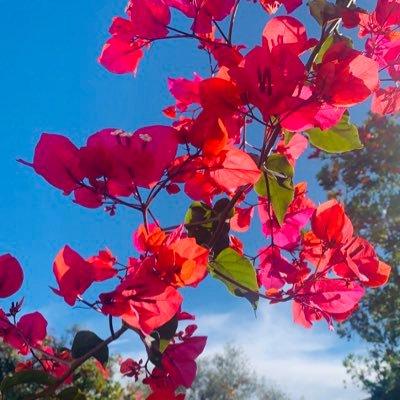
317,113,400,399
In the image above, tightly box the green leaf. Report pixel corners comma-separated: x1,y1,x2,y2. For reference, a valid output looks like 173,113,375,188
211,198,232,256
143,332,163,369
156,314,178,352
210,248,259,310
308,0,341,25
283,129,295,145
255,154,294,225
184,202,214,246
71,330,109,366
146,313,179,360
184,202,213,228
57,387,86,400
254,172,268,197
184,200,231,256
305,113,363,153
1,370,55,395
315,35,334,64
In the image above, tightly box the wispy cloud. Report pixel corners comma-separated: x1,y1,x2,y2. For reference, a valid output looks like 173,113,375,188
193,303,366,400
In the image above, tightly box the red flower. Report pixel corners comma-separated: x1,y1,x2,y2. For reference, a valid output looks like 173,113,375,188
3,312,48,356
126,0,171,40
156,238,209,287
259,0,302,14
100,259,182,334
315,42,380,107
229,41,305,118
52,246,95,306
311,199,353,247
0,254,24,298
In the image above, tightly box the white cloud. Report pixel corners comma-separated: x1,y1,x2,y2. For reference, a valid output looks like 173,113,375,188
193,303,367,400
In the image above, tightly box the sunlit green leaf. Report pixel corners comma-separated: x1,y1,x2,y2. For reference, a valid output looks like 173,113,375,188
255,154,294,225
210,248,259,310
306,113,363,153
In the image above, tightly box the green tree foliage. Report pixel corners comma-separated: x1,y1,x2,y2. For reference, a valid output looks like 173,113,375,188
317,113,400,399
187,345,290,400
0,338,291,400
0,331,149,400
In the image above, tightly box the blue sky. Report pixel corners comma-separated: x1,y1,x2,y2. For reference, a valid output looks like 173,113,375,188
0,1,375,399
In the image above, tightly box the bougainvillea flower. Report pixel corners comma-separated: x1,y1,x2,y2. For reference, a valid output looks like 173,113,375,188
279,86,346,132
163,105,177,119
99,36,147,75
133,224,167,253
120,357,143,380
207,40,245,69
187,112,243,157
5,312,48,355
156,238,209,287
208,145,261,193
259,183,315,250
315,42,380,107
42,347,72,382
365,34,395,67
199,78,243,113
99,17,149,74
168,155,222,203
258,247,293,289
262,16,317,55
126,0,171,39
28,134,85,195
100,258,182,334
300,231,335,270
164,0,196,17
189,112,230,156
375,0,400,28
231,206,254,232
229,235,244,255
383,41,400,81
83,129,133,197
132,127,179,187
331,237,391,287
0,254,24,298
311,199,353,247
169,146,260,202
87,249,117,281
108,16,139,41
184,170,221,204
293,279,365,328
168,74,202,112
78,144,116,181
259,0,302,14
52,246,95,306
162,336,207,388
73,187,103,209
87,126,179,189
145,335,207,391
274,134,308,166
166,0,235,33
177,77,244,156
0,308,12,335
371,86,400,115
229,43,306,117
